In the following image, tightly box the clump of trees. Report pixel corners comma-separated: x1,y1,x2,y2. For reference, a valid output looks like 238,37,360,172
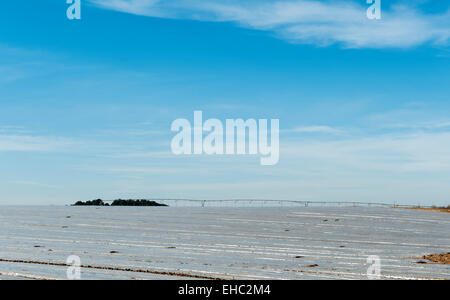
111,199,168,206
73,199,168,207
431,205,450,209
73,199,107,206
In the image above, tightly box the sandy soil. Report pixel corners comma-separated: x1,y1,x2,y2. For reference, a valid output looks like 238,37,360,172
419,253,450,264
400,207,450,214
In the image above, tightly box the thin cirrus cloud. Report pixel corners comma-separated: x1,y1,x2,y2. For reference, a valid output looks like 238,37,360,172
90,0,450,48
285,125,344,134
282,131,450,173
0,135,76,152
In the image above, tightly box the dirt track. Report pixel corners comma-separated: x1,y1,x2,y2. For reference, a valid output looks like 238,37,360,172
421,253,450,264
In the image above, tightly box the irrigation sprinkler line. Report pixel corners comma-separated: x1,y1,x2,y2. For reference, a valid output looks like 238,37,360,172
99,199,433,208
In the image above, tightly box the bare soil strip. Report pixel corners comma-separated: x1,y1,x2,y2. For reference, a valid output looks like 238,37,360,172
420,253,450,264
399,207,450,214
0,258,225,280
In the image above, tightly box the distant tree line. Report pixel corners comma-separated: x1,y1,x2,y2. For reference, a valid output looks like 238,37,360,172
73,199,168,207
432,205,450,210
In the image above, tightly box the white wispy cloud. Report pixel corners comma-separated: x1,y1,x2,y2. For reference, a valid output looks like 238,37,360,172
366,107,450,131
285,125,343,134
388,121,450,130
0,135,76,152
90,0,450,48
0,45,61,84
283,131,450,172
9,180,59,189
0,66,29,84
0,126,31,134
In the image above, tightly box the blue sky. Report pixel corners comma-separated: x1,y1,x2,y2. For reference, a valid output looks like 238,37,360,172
1,0,450,205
